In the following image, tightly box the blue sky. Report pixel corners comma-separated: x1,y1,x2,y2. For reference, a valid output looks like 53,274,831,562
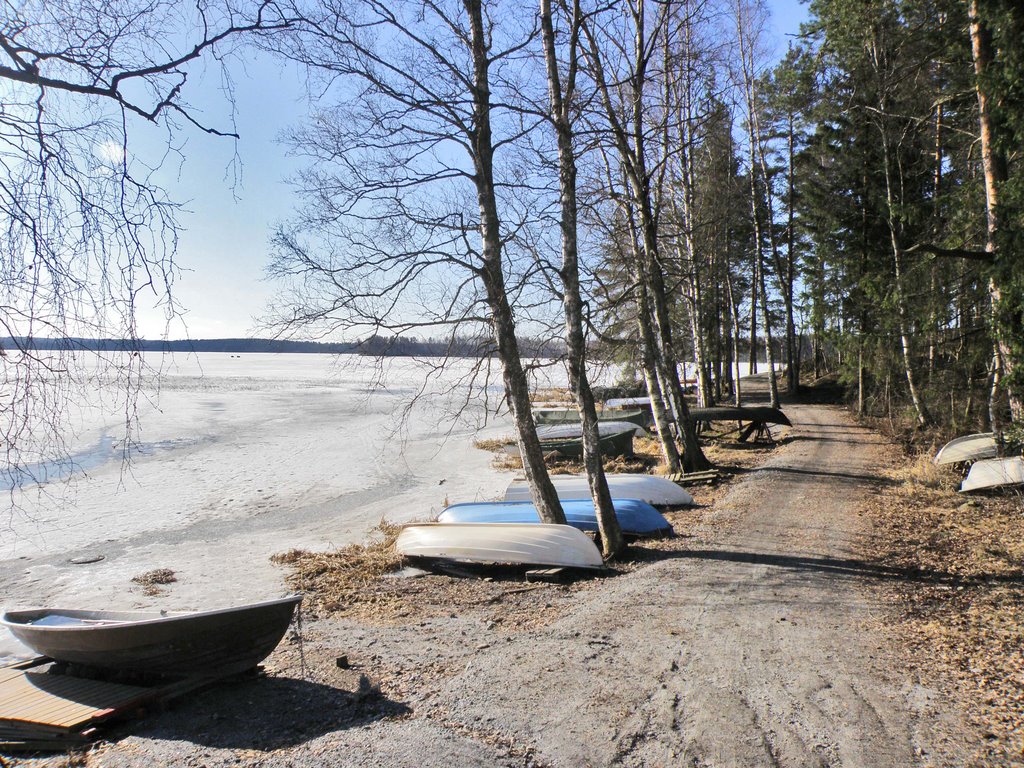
133,0,810,340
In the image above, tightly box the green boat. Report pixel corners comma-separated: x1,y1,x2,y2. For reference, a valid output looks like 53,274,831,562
534,408,648,428
538,428,634,458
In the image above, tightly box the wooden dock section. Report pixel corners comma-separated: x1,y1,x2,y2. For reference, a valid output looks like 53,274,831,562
0,658,224,752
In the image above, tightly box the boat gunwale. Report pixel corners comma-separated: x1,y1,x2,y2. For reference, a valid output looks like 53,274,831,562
0,595,302,632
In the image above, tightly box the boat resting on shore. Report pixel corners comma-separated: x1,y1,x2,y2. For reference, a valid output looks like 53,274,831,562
960,456,1024,492
503,473,694,507
0,595,301,677
536,421,648,440
396,523,604,569
507,428,634,459
689,406,791,426
534,408,648,428
439,498,673,537
933,432,998,465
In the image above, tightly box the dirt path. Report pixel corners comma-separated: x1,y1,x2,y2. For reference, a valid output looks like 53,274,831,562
39,389,972,768
411,395,970,767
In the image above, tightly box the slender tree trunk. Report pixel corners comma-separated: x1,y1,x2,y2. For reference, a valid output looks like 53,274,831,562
634,261,683,473
878,112,930,426
467,0,564,524
857,344,865,416
540,0,622,556
968,0,1021,424
746,89,781,406
784,111,799,394
748,272,758,376
726,267,744,406
758,246,780,408
581,0,709,472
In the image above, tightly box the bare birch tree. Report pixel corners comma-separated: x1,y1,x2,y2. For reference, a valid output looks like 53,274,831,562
0,0,294,490
268,0,568,524
580,0,710,472
731,0,780,408
539,0,623,555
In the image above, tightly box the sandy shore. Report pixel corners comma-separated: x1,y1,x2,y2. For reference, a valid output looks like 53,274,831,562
0,353,526,661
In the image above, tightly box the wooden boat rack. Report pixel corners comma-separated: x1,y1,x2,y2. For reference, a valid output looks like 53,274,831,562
0,656,238,753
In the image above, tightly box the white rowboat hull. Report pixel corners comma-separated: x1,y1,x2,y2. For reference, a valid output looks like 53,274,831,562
934,433,998,465
535,421,647,439
960,456,1024,492
396,523,604,569
504,473,694,507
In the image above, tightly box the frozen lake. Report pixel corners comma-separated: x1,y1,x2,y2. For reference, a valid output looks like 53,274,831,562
0,352,532,660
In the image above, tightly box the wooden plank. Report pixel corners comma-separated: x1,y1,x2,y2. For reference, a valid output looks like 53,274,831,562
1,656,50,671
0,670,155,730
667,470,722,485
526,567,566,583
0,664,239,753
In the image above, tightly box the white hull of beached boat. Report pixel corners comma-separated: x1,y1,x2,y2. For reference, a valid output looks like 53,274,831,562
396,523,604,569
535,421,647,440
504,473,694,507
960,456,1024,492
605,396,652,409
933,432,998,465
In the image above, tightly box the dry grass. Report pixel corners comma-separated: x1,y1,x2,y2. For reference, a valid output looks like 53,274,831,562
531,387,574,404
472,436,512,453
131,568,177,596
473,432,666,474
861,454,1024,764
887,451,960,493
271,521,409,619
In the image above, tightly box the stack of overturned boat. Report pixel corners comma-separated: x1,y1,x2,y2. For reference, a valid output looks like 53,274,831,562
505,421,640,459
397,472,694,571
933,432,1024,493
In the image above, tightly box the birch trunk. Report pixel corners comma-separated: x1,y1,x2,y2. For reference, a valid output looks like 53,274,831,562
467,0,565,524
968,0,1021,424
540,0,622,556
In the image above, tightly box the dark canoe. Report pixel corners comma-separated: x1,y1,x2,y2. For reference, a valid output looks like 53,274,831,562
0,595,301,677
534,408,648,428
689,406,791,426
539,428,634,458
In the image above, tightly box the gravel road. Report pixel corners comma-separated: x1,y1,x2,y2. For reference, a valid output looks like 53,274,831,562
420,396,970,767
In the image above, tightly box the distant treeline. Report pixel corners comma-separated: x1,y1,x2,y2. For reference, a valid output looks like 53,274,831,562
2,335,566,358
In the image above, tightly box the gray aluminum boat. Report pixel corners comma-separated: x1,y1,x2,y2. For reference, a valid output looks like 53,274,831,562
504,473,694,507
396,523,604,569
933,433,998,465
0,595,301,676
960,456,1024,492
536,421,648,440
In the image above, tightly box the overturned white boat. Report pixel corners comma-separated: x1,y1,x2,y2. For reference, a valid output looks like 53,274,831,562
933,432,998,465
605,396,651,409
504,473,694,507
535,421,648,439
396,523,603,569
960,456,1024,492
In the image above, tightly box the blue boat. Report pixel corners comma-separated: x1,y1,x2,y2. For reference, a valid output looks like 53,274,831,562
438,498,673,538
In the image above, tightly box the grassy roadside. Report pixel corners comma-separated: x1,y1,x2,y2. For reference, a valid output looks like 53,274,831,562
857,428,1024,764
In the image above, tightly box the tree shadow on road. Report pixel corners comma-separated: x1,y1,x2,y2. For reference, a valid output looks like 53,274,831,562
725,464,897,486
630,545,1024,589
116,673,412,751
